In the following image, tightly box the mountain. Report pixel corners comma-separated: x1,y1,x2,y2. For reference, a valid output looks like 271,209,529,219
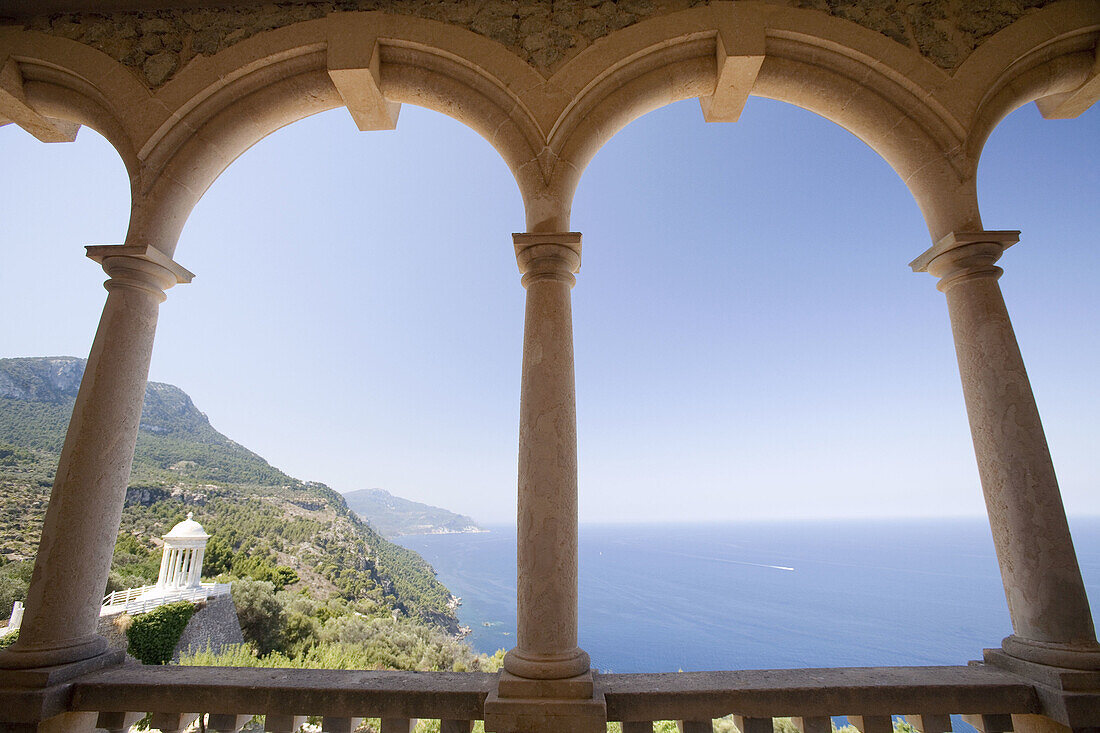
343,488,484,538
0,356,459,632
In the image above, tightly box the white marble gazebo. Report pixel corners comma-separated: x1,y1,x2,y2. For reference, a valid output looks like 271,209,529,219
154,512,209,593
100,513,229,617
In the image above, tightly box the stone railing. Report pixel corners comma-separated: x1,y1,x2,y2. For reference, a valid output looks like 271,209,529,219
23,663,1041,733
601,666,1037,733
70,667,495,733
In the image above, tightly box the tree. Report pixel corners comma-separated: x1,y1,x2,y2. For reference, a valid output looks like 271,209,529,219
203,537,234,577
232,579,285,655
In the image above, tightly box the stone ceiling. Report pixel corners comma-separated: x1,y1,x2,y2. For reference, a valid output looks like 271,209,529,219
1,0,1062,89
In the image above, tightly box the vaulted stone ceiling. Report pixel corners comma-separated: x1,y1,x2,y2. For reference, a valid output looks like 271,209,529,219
0,0,1063,89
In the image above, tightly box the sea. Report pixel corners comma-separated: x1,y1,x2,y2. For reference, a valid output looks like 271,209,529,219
397,518,1100,673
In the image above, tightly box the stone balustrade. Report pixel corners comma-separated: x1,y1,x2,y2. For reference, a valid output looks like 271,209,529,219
600,666,1037,732
0,662,1052,733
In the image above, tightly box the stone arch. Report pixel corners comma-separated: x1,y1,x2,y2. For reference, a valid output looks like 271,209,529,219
2,2,1096,251
1,29,146,189
112,13,555,254
3,15,553,255
536,1,1098,240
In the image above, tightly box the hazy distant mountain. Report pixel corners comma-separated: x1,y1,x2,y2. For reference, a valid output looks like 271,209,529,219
344,488,484,538
0,356,459,632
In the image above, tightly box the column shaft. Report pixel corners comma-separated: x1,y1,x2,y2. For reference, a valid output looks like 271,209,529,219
503,233,590,681
173,549,185,586
156,548,171,587
176,550,187,587
914,232,1100,669
166,549,179,588
0,245,190,669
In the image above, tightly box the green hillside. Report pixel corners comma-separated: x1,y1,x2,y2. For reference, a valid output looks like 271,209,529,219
0,356,458,633
343,488,484,538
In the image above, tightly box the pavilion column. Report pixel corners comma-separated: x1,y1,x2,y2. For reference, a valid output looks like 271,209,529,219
191,546,206,586
912,231,1100,670
155,547,171,587
502,232,590,682
0,244,192,670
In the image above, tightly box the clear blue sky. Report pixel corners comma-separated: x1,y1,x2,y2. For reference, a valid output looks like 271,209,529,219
1,96,1097,524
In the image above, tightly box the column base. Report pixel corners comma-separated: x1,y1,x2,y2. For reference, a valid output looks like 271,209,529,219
484,671,606,733
0,635,109,671
497,670,594,699
501,646,590,680
0,649,125,726
1001,635,1100,671
984,647,1100,730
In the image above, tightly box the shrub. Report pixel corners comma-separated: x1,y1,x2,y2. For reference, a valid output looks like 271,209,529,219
0,561,33,618
232,579,285,654
126,601,196,664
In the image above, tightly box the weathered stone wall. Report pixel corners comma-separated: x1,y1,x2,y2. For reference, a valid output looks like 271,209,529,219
172,594,244,660
0,0,1062,89
95,611,132,653
94,595,244,661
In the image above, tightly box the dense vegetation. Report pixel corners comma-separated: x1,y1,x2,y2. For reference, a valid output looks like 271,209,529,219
126,601,197,665
182,578,503,672
0,356,459,634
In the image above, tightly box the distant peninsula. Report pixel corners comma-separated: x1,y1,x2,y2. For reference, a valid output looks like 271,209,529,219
343,488,485,539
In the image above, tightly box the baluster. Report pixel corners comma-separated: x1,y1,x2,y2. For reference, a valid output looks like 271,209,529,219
734,717,773,733
906,715,952,733
623,723,654,733
321,717,363,733
794,717,832,733
263,714,307,733
208,714,253,733
678,721,713,733
962,715,1013,733
848,716,894,733
96,711,143,733
441,721,473,733
150,713,200,733
380,719,416,733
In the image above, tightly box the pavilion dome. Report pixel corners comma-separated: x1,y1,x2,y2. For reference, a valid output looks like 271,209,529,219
163,512,209,540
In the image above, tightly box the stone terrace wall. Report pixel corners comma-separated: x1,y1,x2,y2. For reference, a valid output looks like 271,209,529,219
95,595,244,660
1,0,1062,89
172,594,244,660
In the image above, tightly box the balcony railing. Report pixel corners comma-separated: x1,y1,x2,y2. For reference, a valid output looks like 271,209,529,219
29,663,1038,733
100,584,232,617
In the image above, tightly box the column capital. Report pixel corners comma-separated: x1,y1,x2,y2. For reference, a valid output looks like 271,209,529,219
909,231,1020,293
513,232,581,288
86,244,193,301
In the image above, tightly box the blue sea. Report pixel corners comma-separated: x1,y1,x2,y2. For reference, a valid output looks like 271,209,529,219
397,518,1100,673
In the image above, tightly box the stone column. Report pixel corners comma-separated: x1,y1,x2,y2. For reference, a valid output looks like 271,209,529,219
163,549,177,588
169,548,182,587
156,547,172,588
176,550,188,587
502,232,591,682
0,244,192,670
911,231,1100,669
191,546,205,586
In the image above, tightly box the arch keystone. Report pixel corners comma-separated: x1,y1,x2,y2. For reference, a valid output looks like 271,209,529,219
1036,42,1100,119
327,22,400,131
699,9,765,123
0,56,80,143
